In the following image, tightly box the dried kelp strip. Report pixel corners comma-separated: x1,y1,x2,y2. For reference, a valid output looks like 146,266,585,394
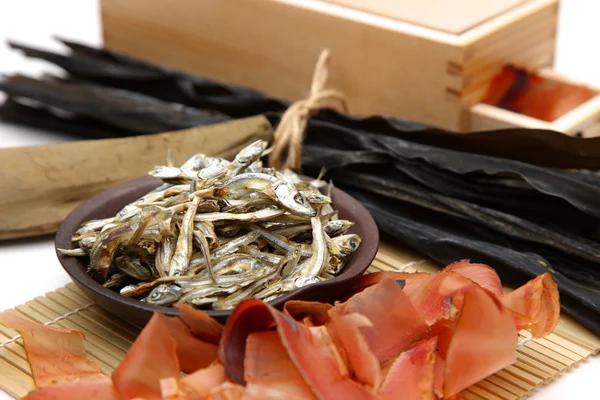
0,98,135,139
325,168,600,264
0,75,231,133
298,109,600,169
559,169,600,187
301,145,392,169
8,39,289,118
8,40,164,80
379,136,600,218
304,143,599,241
303,123,600,219
342,188,600,335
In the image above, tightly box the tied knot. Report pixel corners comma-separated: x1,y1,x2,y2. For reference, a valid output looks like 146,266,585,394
268,49,348,171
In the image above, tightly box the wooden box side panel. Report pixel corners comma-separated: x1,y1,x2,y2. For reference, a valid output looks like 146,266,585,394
101,0,466,130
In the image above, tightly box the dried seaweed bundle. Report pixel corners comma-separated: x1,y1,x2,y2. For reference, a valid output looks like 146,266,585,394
0,75,232,136
301,123,600,335
6,39,287,115
4,38,600,169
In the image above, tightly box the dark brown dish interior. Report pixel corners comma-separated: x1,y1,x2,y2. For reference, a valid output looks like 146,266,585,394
55,176,379,327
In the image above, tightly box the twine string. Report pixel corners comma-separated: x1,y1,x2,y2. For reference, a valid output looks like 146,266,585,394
268,49,348,171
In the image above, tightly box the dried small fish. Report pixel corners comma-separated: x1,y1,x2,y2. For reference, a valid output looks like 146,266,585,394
239,246,284,266
192,221,214,284
116,256,152,281
300,216,329,277
229,139,269,176
73,217,115,239
145,284,183,305
194,159,230,190
227,173,316,217
57,248,87,257
250,224,313,257
324,220,354,236
221,197,276,213
301,191,332,205
89,222,142,281
193,207,284,223
188,231,261,274
194,221,218,249
213,272,278,310
78,235,97,250
66,145,360,310
148,166,191,184
157,237,175,276
102,272,129,289
253,278,296,300
327,234,362,257
169,196,201,276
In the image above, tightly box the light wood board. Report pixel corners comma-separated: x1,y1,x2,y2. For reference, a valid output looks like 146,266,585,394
0,241,598,399
0,116,273,241
322,0,531,34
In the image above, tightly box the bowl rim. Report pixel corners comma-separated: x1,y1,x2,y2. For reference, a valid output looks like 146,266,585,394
55,175,379,319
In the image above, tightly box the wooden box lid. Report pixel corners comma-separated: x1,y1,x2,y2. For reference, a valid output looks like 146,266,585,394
322,0,532,34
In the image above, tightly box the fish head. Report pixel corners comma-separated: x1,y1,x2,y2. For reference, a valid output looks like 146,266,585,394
294,274,322,288
146,284,182,306
180,154,207,173
148,166,184,179
337,234,362,255
301,191,332,205
327,256,345,275
274,182,317,217
115,204,142,222
235,140,269,165
325,220,354,236
79,236,97,249
198,159,230,180
117,257,152,281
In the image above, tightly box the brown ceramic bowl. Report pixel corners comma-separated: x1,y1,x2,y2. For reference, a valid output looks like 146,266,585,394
55,176,379,327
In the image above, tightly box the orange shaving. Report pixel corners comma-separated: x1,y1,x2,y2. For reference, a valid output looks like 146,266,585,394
2,261,560,400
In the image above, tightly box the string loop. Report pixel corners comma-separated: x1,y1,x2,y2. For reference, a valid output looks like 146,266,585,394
268,49,348,170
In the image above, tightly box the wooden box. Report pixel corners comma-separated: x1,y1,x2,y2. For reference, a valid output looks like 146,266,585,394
100,0,600,136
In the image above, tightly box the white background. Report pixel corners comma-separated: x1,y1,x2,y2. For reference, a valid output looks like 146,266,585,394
0,0,598,398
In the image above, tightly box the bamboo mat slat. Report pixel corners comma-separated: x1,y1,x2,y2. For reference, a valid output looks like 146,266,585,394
0,245,598,399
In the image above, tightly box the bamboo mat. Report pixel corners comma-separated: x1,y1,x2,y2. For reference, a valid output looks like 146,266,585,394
1,242,598,399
